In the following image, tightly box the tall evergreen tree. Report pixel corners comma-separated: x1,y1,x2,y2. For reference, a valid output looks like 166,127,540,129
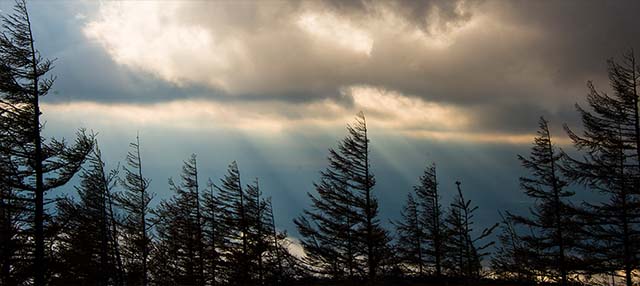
562,51,640,286
53,145,123,286
444,181,497,284
116,135,153,286
245,178,269,285
215,161,251,285
0,183,30,285
490,213,537,284
202,179,224,286
295,112,388,281
152,155,204,285
0,1,93,284
394,193,425,276
264,197,298,284
415,163,446,278
508,117,578,285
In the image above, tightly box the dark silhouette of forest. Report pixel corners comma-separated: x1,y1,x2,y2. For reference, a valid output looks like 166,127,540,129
1,1,640,285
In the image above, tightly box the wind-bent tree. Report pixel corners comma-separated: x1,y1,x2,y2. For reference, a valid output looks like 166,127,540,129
394,193,425,276
0,180,30,285
245,178,270,284
294,170,358,279
445,181,497,284
53,145,123,285
245,179,296,285
116,135,153,286
0,1,93,284
562,51,640,286
264,197,303,284
295,112,388,281
395,163,446,278
415,163,446,278
509,117,579,286
215,161,251,285
152,155,204,285
490,213,537,284
202,179,224,286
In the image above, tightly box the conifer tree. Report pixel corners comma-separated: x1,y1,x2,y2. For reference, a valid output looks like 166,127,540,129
202,180,224,286
152,155,204,285
116,135,154,286
562,51,640,286
0,183,30,285
445,181,497,284
490,214,537,284
394,193,425,276
294,174,358,279
263,197,293,284
295,112,388,281
245,179,269,284
0,1,93,284
54,145,123,285
508,117,578,286
215,161,250,285
415,163,446,278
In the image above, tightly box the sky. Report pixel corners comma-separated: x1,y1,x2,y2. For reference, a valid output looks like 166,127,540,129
4,0,640,239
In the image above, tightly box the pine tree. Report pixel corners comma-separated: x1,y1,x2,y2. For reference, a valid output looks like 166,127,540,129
116,135,154,286
0,183,30,285
445,181,497,284
53,145,123,285
508,117,579,285
562,51,640,286
0,1,93,284
490,213,537,284
202,179,224,286
263,197,292,284
414,163,446,278
394,193,425,276
152,155,204,285
245,178,269,285
295,112,388,281
215,161,251,285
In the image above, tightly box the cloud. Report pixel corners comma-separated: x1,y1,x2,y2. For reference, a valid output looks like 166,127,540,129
41,84,549,144
78,0,640,139
82,0,484,98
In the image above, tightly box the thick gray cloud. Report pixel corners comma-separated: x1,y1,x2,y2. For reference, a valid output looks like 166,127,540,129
61,0,635,136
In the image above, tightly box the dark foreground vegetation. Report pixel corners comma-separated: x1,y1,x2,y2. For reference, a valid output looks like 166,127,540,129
1,1,640,286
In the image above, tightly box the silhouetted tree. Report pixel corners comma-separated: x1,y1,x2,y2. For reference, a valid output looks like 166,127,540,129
0,183,30,285
215,161,251,285
202,180,224,286
53,145,123,285
294,173,359,279
415,163,446,278
445,181,497,284
394,193,425,276
116,135,154,286
562,51,640,286
245,179,267,284
264,197,302,284
0,1,93,284
490,213,537,284
295,112,389,282
508,117,579,286
152,155,204,285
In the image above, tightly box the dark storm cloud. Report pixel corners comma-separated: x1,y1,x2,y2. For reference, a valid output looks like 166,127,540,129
322,0,478,33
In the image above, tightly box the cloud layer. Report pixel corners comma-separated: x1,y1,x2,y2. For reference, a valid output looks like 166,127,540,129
64,0,640,142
